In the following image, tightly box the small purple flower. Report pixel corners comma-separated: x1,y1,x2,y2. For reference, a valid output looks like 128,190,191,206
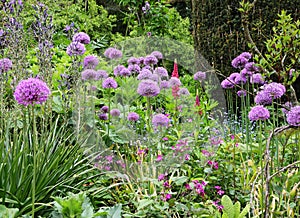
281,101,293,114
0,58,13,73
147,32,151,37
119,68,131,77
127,57,139,65
101,105,109,113
138,57,145,65
137,79,160,97
72,32,90,44
178,87,190,96
221,79,234,89
250,73,264,84
83,55,99,69
245,62,260,72
151,51,163,59
158,174,165,181
248,105,270,121
104,47,122,59
163,181,171,188
237,90,247,97
155,67,168,78
286,106,300,126
114,65,126,76
128,64,140,73
81,69,99,81
156,154,163,162
99,113,108,120
137,69,153,80
142,1,150,13
14,78,51,106
193,71,206,81
66,41,86,56
127,112,139,121
240,52,252,60
144,55,158,65
110,109,121,117
96,70,108,80
254,90,273,105
102,77,118,89
240,68,254,78
152,113,169,128
169,77,181,87
233,73,247,85
264,82,286,99
231,55,248,69
289,69,295,79
160,80,170,89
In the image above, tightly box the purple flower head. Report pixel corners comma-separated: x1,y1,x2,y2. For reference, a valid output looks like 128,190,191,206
231,55,248,69
264,82,286,99
114,65,126,77
150,73,159,82
240,68,254,78
286,106,300,126
228,73,240,81
221,79,234,89
119,68,131,77
169,77,181,87
96,70,108,80
128,64,140,73
81,69,99,81
160,80,170,89
128,57,139,65
178,87,190,96
152,113,169,128
0,58,13,73
127,112,139,122
66,42,86,56
254,90,273,105
237,90,247,97
281,101,293,114
248,105,270,121
101,105,109,113
156,154,163,162
142,65,152,71
137,69,152,80
137,79,160,97
83,55,99,69
158,174,165,181
110,109,121,117
289,69,295,79
14,78,51,106
245,62,260,72
102,77,118,89
138,57,145,65
144,55,158,65
155,67,168,78
142,1,150,13
194,71,206,81
98,113,108,120
151,51,163,59
72,32,90,44
240,52,252,60
147,32,151,37
233,73,247,85
250,73,264,84
104,47,122,59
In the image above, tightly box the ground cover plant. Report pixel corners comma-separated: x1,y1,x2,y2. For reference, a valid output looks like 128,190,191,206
0,0,299,217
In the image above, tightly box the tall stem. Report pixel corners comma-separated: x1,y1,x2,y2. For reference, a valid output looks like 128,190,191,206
31,106,37,217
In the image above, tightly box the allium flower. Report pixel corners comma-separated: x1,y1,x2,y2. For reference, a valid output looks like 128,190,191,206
101,105,109,113
248,105,270,121
281,101,293,114
233,73,247,85
110,109,121,117
193,71,206,81
128,64,140,73
250,73,264,84
83,55,99,69
178,88,190,96
231,55,248,68
96,70,108,80
152,113,169,127
245,62,259,72
114,65,126,76
138,57,145,65
104,47,122,59
137,69,152,80
160,80,170,89
150,73,159,82
237,90,247,97
81,69,98,81
98,113,108,120
254,90,273,105
155,67,168,78
221,79,234,89
286,106,300,126
144,55,158,65
137,79,160,97
240,68,254,78
14,78,50,106
119,68,131,77
169,77,181,87
240,52,252,60
127,112,139,121
0,58,12,73
102,77,118,89
128,57,139,65
151,51,163,59
66,42,86,56
264,82,286,99
72,32,90,44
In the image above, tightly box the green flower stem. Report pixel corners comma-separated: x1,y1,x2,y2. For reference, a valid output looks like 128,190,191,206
31,106,37,218
108,88,111,138
259,120,264,210
146,97,152,132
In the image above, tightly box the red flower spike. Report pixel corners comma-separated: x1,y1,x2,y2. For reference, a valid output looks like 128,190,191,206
172,59,179,78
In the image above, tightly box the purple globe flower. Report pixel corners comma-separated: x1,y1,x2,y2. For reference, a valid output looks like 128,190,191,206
99,113,108,120
254,90,273,105
151,51,163,59
233,73,247,85
194,71,206,81
152,113,169,128
169,77,181,87
14,78,51,106
138,57,145,65
281,101,293,114
114,65,126,77
81,69,99,81
102,77,118,89
127,112,139,121
178,87,190,96
128,57,139,65
248,105,270,121
96,70,108,80
160,80,170,89
155,67,168,78
240,52,252,60
286,106,300,126
250,73,264,84
0,58,12,73
137,69,152,80
228,73,240,81
144,55,158,65
137,79,160,97
231,55,248,69
104,47,122,59
83,55,99,69
245,62,260,72
264,82,286,99
128,64,140,73
72,32,90,44
101,105,109,113
221,79,234,89
237,90,247,97
110,108,121,117
119,68,131,77
240,68,254,78
150,74,159,82
66,41,86,56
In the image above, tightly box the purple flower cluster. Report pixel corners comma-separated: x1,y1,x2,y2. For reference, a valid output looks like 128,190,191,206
185,180,207,197
154,67,168,78
104,47,122,60
152,113,169,128
142,1,150,14
169,77,181,87
137,79,160,97
144,55,158,65
250,73,264,84
151,51,163,60
14,78,51,106
137,69,152,80
127,112,139,122
0,58,12,73
237,90,247,97
178,88,190,96
110,109,120,117
248,105,270,121
254,82,286,105
66,41,86,56
81,69,99,81
72,32,90,44
83,55,99,69
102,77,118,89
286,106,300,126
96,70,108,80
193,71,206,81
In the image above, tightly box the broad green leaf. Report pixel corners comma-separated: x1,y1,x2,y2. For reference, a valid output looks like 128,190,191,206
221,195,235,218
238,204,250,218
137,199,154,210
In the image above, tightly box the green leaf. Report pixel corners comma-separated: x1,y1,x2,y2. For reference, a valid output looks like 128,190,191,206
221,195,235,218
233,202,241,218
0,205,19,218
238,204,250,218
107,204,122,218
137,199,154,210
173,176,188,186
